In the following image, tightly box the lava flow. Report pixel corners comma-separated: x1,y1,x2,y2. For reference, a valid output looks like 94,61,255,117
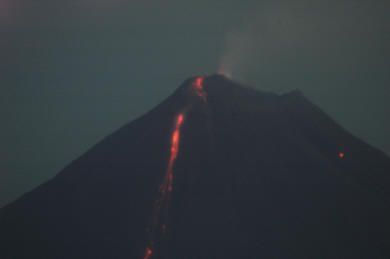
143,112,185,259
193,76,207,101
143,247,153,259
160,112,185,196
143,77,205,259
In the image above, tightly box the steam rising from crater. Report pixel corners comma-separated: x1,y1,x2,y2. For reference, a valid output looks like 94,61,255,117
218,4,299,80
218,25,255,79
218,0,386,84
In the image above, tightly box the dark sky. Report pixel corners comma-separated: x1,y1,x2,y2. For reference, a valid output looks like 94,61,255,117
1,0,389,207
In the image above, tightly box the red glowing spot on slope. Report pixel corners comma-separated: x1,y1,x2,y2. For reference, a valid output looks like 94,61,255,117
195,77,204,89
177,113,184,125
193,76,206,100
339,152,345,159
143,247,153,259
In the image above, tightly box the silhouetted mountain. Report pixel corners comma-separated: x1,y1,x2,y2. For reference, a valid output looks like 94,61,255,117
1,75,390,258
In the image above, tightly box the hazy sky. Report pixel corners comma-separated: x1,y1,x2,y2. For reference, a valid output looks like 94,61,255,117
1,0,389,207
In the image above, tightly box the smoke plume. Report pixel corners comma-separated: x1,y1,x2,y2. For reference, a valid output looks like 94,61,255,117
218,0,388,84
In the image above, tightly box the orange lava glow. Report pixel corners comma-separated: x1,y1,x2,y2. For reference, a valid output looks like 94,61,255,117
166,113,185,192
143,112,186,258
193,76,206,100
339,152,345,159
143,247,153,259
143,77,209,258
195,77,204,89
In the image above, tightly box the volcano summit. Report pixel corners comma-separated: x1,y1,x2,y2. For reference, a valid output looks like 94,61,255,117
1,75,390,258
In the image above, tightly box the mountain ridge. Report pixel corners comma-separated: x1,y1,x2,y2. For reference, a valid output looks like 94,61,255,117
1,74,390,258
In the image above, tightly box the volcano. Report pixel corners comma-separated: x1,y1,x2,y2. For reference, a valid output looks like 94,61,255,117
1,74,390,258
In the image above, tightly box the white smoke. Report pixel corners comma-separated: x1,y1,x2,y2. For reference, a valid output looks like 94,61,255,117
218,24,256,78
218,3,300,79
218,0,388,84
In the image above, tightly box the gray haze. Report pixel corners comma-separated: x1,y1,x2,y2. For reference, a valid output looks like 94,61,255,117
1,0,389,207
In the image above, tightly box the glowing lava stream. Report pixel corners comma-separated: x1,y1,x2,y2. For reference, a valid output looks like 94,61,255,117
143,76,206,259
193,76,207,101
160,112,185,196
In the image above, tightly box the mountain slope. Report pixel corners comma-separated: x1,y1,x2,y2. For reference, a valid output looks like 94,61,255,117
1,74,390,259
